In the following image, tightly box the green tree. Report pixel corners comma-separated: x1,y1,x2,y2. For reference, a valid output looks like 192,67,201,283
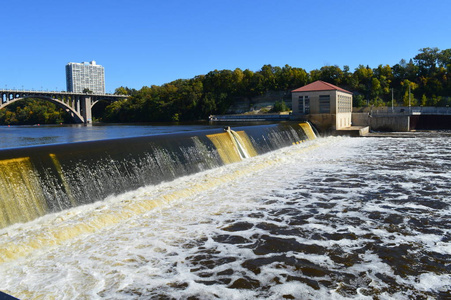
414,47,440,76
438,49,451,68
342,65,352,86
420,94,428,106
114,86,137,95
260,64,280,91
99,47,451,123
370,77,382,101
352,65,373,102
0,99,71,125
319,65,343,85
353,94,366,107
401,80,418,106
309,69,321,82
271,100,289,112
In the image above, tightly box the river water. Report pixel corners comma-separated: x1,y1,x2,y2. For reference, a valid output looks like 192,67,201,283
0,123,226,149
0,130,450,299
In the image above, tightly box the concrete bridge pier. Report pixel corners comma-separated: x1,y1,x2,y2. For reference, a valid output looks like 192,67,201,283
81,96,92,124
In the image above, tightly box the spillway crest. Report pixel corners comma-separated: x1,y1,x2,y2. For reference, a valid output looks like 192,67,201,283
0,123,315,228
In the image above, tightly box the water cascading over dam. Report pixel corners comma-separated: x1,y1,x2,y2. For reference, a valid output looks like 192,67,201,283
0,123,316,229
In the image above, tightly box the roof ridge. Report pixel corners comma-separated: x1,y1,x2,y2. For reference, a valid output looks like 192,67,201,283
291,80,352,94
318,80,340,89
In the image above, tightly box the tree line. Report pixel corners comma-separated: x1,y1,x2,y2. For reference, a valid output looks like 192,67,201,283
1,47,450,125
105,47,451,122
0,99,73,125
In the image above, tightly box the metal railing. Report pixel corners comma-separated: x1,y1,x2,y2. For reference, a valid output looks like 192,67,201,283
369,106,451,116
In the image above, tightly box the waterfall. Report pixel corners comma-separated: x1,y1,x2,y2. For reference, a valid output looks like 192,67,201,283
0,158,47,228
0,123,315,229
225,127,251,159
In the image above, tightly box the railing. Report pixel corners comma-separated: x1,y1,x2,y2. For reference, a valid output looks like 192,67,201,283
209,113,291,121
0,89,120,96
368,106,451,116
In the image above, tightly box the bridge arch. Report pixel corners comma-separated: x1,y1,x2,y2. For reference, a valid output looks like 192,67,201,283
0,96,84,123
0,90,128,124
91,96,121,109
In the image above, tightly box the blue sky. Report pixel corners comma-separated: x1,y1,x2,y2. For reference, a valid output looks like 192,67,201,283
1,0,450,93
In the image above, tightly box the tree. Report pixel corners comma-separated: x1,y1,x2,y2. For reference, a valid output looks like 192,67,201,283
401,80,418,106
271,100,289,112
414,47,440,76
291,67,308,88
438,48,451,68
342,65,352,86
353,94,366,107
370,77,382,100
260,64,280,91
309,69,321,82
114,86,137,96
97,47,451,122
421,94,428,106
373,65,393,102
319,65,343,85
352,65,373,102
0,99,71,125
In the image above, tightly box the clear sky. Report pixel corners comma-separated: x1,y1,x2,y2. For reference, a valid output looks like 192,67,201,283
1,0,450,93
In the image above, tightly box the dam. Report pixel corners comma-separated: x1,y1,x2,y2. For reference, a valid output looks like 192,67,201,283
0,122,314,229
0,125,450,299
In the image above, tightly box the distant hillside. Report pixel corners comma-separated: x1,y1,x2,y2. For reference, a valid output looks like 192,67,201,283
226,91,290,114
104,47,450,123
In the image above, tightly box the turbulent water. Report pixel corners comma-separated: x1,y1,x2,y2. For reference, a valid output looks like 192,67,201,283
0,133,450,299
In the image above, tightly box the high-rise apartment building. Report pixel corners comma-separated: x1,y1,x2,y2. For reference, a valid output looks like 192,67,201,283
66,61,105,94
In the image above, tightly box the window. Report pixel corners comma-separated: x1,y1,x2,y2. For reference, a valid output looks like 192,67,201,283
298,96,310,114
319,95,330,113
304,96,310,114
338,94,352,113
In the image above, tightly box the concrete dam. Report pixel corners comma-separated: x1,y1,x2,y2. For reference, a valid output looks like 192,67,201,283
0,122,316,230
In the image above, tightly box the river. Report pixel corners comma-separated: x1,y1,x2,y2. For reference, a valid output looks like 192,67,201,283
0,128,450,299
0,123,226,149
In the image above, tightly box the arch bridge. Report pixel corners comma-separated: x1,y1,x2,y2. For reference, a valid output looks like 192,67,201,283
0,89,128,123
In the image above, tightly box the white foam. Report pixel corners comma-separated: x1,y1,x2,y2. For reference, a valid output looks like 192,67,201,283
415,273,451,292
0,134,450,299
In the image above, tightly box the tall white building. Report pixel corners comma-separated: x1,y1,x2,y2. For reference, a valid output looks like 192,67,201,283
66,61,105,94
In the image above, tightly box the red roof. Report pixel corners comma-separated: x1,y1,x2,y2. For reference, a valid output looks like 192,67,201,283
291,80,352,94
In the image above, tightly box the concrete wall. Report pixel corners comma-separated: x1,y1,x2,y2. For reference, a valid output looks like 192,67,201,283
352,113,410,132
336,112,352,129
371,116,410,132
352,113,370,126
308,114,336,132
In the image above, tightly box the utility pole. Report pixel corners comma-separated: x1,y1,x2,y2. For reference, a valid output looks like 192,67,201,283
408,84,411,113
391,88,394,113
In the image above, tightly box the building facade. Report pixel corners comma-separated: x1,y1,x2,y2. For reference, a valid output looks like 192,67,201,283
66,61,105,94
292,80,353,130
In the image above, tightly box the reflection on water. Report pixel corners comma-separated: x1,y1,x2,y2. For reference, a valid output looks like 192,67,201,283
0,123,227,149
20,136,59,144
